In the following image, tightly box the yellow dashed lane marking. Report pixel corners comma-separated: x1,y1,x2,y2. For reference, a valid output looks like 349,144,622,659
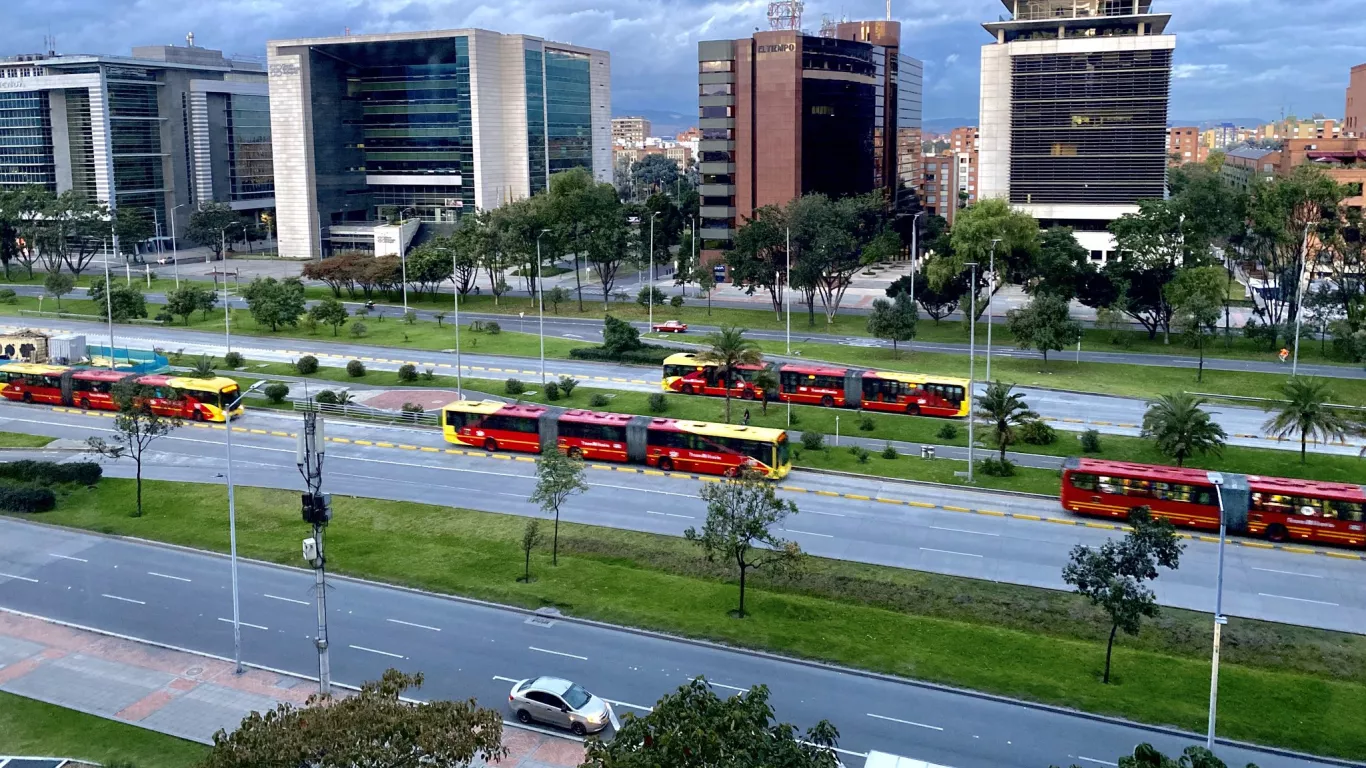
875,498,904,505
814,490,840,497
398,444,418,450
976,509,1006,517
375,442,395,448
270,431,290,437
330,438,351,444
1282,546,1316,554
1011,513,1041,521
1323,551,1363,560
514,456,536,462
642,470,666,476
781,486,808,493
906,501,935,508
1239,541,1274,549
942,505,971,513
419,447,439,453
354,440,373,446
844,493,871,501
1046,518,1075,525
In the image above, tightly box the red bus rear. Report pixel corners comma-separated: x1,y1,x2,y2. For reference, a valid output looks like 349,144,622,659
1245,475,1366,547
556,410,633,462
777,364,849,407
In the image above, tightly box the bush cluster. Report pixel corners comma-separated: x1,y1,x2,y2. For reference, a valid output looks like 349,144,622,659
296,355,319,375
544,382,562,401
848,445,871,464
801,431,825,451
347,360,367,377
1080,429,1103,453
398,364,418,383
223,351,244,369
471,320,502,334
936,423,959,441
857,415,875,432
314,390,339,405
647,392,668,413
0,484,55,513
568,346,674,365
558,376,579,397
589,393,611,408
263,383,290,403
881,443,898,460
0,460,102,486
977,457,1016,477
505,378,526,395
1020,420,1057,446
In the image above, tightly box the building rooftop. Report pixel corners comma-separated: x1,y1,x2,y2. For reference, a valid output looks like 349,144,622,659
267,27,604,55
986,0,1169,35
0,44,261,72
1224,147,1277,161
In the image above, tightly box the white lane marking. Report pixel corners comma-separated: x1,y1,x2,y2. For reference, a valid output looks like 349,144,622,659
920,547,982,558
590,482,694,498
492,675,523,684
148,571,191,582
664,512,692,519
867,712,944,731
101,593,145,605
529,646,588,661
707,681,748,692
1078,757,1119,766
1258,592,1338,606
802,741,867,759
350,644,406,659
0,572,38,583
563,333,584,339
1253,567,1322,579
49,553,89,562
264,593,310,606
786,529,834,538
388,618,441,632
930,525,999,537
807,510,847,517
604,697,652,712
218,617,269,631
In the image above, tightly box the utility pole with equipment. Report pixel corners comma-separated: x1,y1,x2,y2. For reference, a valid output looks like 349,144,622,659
297,414,332,696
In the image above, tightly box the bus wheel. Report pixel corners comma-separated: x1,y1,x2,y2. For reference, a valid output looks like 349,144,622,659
906,404,920,416
484,438,498,452
1267,524,1289,543
820,395,834,408
682,384,695,395
658,457,673,472
723,467,739,478
740,388,754,401
21,392,31,404
192,409,204,422
568,447,583,460
79,398,90,410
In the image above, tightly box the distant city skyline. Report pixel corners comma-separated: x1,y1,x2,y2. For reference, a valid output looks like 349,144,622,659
0,0,1360,121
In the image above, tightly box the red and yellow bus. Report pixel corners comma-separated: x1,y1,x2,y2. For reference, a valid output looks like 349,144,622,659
1061,457,1366,548
441,400,792,479
662,353,970,418
0,362,243,422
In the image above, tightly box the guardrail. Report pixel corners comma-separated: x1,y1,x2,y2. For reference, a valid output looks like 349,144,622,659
1187,391,1366,413
291,398,440,428
18,309,167,325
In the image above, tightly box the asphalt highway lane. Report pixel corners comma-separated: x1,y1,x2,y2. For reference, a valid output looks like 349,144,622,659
2,403,1363,634
0,518,1344,768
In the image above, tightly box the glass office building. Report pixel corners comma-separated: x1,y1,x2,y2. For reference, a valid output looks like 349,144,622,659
0,91,56,189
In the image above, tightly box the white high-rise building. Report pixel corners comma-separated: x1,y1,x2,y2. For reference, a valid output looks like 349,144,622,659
267,29,611,259
978,1,1175,262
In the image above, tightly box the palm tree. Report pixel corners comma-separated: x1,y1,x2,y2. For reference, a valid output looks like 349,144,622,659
1263,378,1351,463
698,325,763,423
1141,392,1227,467
975,380,1039,463
189,354,216,378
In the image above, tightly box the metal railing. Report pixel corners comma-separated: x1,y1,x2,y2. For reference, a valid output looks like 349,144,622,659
17,309,167,325
289,397,440,428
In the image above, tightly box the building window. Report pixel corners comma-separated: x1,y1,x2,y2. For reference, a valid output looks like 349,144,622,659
699,82,732,97
700,61,733,73
700,105,732,119
525,48,547,193
545,48,594,176
225,93,274,201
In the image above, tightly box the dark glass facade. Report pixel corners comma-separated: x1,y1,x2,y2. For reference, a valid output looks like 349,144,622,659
226,93,273,201
1009,48,1172,205
894,55,923,207
65,89,97,200
107,69,166,223
0,91,56,190
545,49,592,175
801,40,876,199
525,48,547,194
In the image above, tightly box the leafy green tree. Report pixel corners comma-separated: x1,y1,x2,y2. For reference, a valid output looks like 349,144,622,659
644,192,684,263
788,192,885,324
684,471,802,618
751,367,778,415
519,518,543,583
309,296,350,336
886,255,966,324
696,265,717,316
698,325,762,423
631,154,680,193
601,314,643,358
84,380,182,517
728,204,789,319
583,677,839,768
201,669,506,768
1030,226,1088,300
545,285,569,314
866,291,918,357
242,276,306,332
406,242,455,300
1108,199,1189,342
87,277,148,322
114,206,155,263
1166,266,1227,381
975,380,1039,463
675,226,696,295
186,202,240,260
7,185,54,278
164,284,205,325
188,354,217,378
548,167,621,311
43,271,75,309
529,445,588,565
1141,392,1227,467
1061,508,1183,684
1263,378,1352,463
195,285,219,320
1005,293,1082,364
942,198,1040,320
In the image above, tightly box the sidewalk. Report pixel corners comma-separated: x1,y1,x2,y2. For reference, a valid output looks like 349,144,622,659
0,609,584,767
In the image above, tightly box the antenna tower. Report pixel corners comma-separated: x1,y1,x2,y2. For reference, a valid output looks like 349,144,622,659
818,14,837,37
767,0,804,31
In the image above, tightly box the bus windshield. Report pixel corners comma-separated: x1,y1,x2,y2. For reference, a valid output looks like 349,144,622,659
219,385,240,409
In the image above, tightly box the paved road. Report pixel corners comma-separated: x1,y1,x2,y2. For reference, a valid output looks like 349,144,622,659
5,317,1361,457
13,282,1362,381
3,403,1364,634
0,518,1347,768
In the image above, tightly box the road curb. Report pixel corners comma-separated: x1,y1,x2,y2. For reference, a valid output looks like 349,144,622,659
4,516,1359,767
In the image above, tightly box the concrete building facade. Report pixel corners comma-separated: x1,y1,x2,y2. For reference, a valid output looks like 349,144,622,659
266,29,611,259
1347,63,1366,138
977,0,1175,262
0,42,270,245
611,116,651,145
695,21,922,266
1167,126,1206,166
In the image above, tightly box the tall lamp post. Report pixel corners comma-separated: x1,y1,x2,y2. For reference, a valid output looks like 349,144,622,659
398,207,415,313
966,261,978,483
1205,470,1234,750
223,371,266,675
908,210,925,301
1291,221,1311,377
536,228,552,384
648,211,661,330
169,203,188,289
985,237,1001,384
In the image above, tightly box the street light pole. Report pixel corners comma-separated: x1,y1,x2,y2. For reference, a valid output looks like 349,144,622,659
223,282,248,674
1206,471,1229,750
985,237,1000,384
170,203,187,289
909,210,924,301
451,249,462,399
398,209,415,314
649,212,660,330
536,229,551,384
1291,221,1311,377
102,236,115,364
785,225,792,427
966,261,978,483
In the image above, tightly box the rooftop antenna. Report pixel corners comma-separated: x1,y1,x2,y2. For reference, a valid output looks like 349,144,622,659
767,0,803,30
886,0,891,20
186,31,195,48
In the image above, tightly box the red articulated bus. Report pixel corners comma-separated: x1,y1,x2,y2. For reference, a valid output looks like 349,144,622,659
0,363,243,422
1061,457,1366,548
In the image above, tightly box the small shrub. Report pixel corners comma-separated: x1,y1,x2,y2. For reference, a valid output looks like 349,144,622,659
0,460,101,486
849,445,871,464
403,309,417,325
1080,429,1103,454
421,367,435,381
400,402,425,414
301,315,318,334
558,376,579,397
0,484,56,513
670,294,684,308
314,390,339,405
977,457,1016,477
434,311,448,327
589,393,611,408
801,431,825,451
857,414,875,432
1020,419,1057,445
398,364,418,382
788,409,800,425
263,382,290,404
0,288,17,304
349,320,368,338
471,320,502,335
169,348,185,365
223,351,244,369
881,442,898,460
296,355,319,375
346,360,366,377
936,423,959,441
544,382,561,401
647,392,668,413
505,378,526,395
155,311,173,324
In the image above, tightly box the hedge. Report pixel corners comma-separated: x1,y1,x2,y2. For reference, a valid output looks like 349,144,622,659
569,345,674,365
0,460,102,486
0,483,56,513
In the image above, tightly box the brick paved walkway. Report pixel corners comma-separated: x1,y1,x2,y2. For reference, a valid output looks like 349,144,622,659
0,610,584,767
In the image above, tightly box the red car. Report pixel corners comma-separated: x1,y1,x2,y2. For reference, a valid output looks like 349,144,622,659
652,320,688,333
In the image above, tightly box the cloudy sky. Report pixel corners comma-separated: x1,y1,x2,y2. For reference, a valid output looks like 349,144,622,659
3,0,1361,125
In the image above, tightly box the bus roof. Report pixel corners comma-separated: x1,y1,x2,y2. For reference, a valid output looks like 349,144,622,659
863,370,970,387
0,363,66,376
663,352,702,365
561,409,636,425
654,418,787,443
165,376,237,393
72,369,130,382
1063,457,1216,485
1247,474,1366,502
779,363,850,377
442,400,546,419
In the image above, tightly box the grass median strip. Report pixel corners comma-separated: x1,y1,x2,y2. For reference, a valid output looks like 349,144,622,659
0,689,208,768
18,478,1366,759
0,431,55,448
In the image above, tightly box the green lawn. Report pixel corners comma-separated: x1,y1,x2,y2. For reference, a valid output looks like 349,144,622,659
0,431,55,448
0,690,208,768
17,478,1366,759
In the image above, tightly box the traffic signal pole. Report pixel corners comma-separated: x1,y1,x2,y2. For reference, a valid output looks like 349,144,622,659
297,412,331,696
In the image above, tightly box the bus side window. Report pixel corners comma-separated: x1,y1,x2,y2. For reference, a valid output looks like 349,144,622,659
1069,473,1097,491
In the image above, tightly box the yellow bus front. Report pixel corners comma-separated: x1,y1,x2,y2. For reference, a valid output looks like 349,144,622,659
170,376,243,422
440,400,507,447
